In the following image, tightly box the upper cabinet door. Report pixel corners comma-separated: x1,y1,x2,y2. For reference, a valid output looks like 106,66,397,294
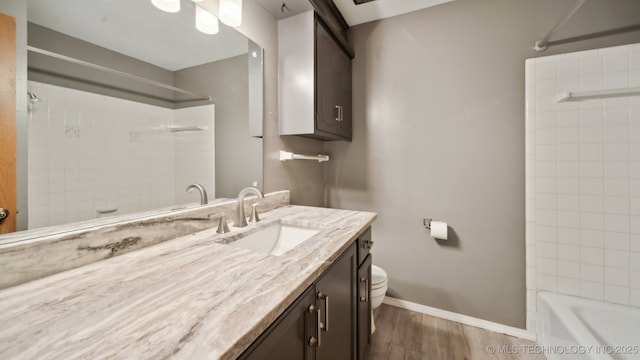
278,10,352,141
315,19,352,141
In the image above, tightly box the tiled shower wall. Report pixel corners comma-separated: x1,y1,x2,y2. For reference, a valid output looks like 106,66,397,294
525,43,640,331
27,81,214,229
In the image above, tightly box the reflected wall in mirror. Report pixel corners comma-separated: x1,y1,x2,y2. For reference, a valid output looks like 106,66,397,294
10,0,263,234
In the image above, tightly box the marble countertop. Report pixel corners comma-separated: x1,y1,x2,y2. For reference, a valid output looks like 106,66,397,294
0,205,376,359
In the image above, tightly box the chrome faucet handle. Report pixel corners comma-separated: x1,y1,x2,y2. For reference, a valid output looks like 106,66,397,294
216,214,230,234
248,203,260,223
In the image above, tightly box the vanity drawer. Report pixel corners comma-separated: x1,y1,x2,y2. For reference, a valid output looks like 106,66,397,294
357,227,372,266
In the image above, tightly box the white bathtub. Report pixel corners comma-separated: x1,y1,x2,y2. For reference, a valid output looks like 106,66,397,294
538,292,640,360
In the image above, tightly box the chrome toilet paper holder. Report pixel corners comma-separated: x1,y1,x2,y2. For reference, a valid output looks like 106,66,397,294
423,218,433,229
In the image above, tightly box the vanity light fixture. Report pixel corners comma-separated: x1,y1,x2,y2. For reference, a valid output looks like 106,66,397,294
219,0,243,27
151,0,180,13
195,4,219,34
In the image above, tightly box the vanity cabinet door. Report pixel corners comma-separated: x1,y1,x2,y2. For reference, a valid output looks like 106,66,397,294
315,18,352,141
315,243,357,360
357,254,372,360
239,285,316,360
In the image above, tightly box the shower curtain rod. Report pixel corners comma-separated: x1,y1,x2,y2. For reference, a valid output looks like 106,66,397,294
27,46,212,103
533,0,586,52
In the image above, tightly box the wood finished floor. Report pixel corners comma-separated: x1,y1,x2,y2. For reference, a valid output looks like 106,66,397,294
366,304,546,360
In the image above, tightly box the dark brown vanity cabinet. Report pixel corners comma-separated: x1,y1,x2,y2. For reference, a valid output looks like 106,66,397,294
356,228,372,360
238,286,316,360
278,11,353,141
239,229,375,360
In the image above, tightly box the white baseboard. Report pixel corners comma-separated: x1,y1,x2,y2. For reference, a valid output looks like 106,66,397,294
382,296,537,341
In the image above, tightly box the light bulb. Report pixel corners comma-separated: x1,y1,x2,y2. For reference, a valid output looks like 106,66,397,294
219,0,242,27
151,0,180,13
196,5,219,34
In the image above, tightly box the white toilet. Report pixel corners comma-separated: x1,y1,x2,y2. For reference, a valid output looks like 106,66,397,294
370,265,388,333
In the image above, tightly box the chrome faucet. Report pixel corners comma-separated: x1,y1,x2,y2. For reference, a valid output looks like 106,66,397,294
235,187,264,227
186,184,208,205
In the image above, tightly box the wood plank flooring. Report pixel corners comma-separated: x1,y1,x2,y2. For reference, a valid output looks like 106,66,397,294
366,304,546,360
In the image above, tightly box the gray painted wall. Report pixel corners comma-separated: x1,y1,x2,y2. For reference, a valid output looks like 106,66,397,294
324,0,640,328
174,55,263,198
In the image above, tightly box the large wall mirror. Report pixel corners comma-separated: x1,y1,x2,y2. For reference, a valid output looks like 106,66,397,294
5,0,263,237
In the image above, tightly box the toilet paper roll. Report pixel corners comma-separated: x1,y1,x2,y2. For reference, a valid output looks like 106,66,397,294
430,221,448,240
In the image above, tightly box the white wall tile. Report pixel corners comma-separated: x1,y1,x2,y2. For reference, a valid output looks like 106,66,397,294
528,46,640,312
581,57,603,75
526,267,537,290
557,178,579,194
580,144,604,161
558,211,580,228
558,277,580,296
538,274,558,292
537,258,557,275
581,281,604,300
558,227,580,245
537,210,557,226
581,247,605,266
632,198,640,215
605,266,629,286
604,161,630,179
580,228,604,247
580,162,603,178
604,72,629,89
605,232,629,251
581,213,604,231
630,52,640,70
536,177,557,193
604,54,629,73
558,194,579,211
605,285,629,305
536,162,557,178
581,195,603,213
580,109,604,127
631,216,640,234
580,127,603,143
605,213,629,235
558,244,580,262
631,252,640,271
558,261,580,279
631,271,640,289
537,241,557,259
631,289,640,307
557,161,579,178
604,197,629,215
605,249,630,269
557,110,579,127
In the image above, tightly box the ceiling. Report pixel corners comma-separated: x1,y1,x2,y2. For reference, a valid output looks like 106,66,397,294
27,0,250,71
253,0,453,25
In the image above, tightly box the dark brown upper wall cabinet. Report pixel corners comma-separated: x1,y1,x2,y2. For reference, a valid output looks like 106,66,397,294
278,11,353,141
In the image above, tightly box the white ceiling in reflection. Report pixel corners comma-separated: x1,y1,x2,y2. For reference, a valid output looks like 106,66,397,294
27,0,249,71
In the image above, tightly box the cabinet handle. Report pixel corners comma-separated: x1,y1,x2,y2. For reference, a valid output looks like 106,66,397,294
317,292,329,332
335,105,340,122
365,239,374,249
308,304,321,347
360,277,368,302
339,105,343,122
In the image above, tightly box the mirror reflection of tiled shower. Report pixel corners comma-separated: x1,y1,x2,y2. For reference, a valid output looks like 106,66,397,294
26,81,215,229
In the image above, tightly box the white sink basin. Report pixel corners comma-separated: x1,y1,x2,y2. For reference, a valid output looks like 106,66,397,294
227,222,321,256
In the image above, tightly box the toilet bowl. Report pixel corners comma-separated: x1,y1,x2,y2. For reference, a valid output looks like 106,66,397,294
371,265,388,309
370,265,388,334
